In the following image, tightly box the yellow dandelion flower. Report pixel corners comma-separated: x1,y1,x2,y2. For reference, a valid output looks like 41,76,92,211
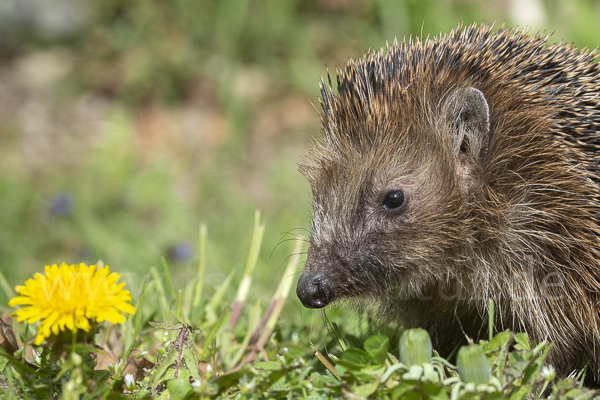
9,263,136,345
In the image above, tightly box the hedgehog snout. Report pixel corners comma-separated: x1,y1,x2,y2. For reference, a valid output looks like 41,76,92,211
297,271,331,309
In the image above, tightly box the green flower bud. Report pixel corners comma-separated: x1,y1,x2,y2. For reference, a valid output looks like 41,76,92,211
399,328,432,366
457,345,490,384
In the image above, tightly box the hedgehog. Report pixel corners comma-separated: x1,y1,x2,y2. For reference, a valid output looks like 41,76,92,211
296,22,600,382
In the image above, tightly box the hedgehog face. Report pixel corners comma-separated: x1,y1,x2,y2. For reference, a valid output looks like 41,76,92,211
297,86,491,310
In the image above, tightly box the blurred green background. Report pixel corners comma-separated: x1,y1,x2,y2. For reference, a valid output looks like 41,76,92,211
0,0,598,314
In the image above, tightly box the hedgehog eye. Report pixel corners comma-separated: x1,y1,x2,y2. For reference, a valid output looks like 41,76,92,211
383,190,405,210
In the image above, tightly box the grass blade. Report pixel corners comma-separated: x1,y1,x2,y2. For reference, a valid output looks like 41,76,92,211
150,267,171,320
254,239,303,346
229,300,262,368
204,269,235,324
230,210,265,330
0,270,15,300
230,239,304,372
132,273,150,342
200,309,231,360
311,343,340,380
122,272,151,359
176,289,183,321
192,224,207,309
161,257,176,299
488,298,495,341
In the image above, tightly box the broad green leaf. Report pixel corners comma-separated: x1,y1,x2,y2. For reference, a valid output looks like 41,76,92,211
338,348,371,369
351,381,379,397
484,331,513,352
153,348,178,386
182,342,201,382
514,333,531,351
364,334,389,365
167,378,192,400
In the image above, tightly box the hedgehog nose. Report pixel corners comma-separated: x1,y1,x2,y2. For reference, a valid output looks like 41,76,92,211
297,271,331,309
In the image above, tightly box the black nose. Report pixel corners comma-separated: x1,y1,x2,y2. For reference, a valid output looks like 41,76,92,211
297,271,331,309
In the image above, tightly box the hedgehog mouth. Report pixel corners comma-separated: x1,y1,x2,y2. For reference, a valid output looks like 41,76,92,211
298,249,381,309
297,266,377,309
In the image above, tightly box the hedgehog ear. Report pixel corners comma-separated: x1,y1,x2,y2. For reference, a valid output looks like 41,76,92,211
444,87,490,161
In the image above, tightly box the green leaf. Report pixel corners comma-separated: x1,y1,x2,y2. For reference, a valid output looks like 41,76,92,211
514,333,531,351
153,348,179,385
351,381,379,397
422,382,450,400
167,378,192,400
310,371,323,388
213,369,250,395
149,317,184,330
508,382,531,400
484,331,513,352
338,348,371,369
258,368,289,392
522,343,552,385
364,334,390,364
254,361,282,371
331,322,349,351
392,382,422,400
182,342,201,382
0,354,9,372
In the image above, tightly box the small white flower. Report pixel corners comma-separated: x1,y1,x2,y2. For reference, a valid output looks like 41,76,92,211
541,365,555,381
32,349,41,365
204,364,213,379
192,379,202,388
108,359,123,374
124,373,135,391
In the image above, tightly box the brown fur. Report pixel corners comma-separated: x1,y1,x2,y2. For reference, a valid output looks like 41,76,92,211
297,23,600,382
